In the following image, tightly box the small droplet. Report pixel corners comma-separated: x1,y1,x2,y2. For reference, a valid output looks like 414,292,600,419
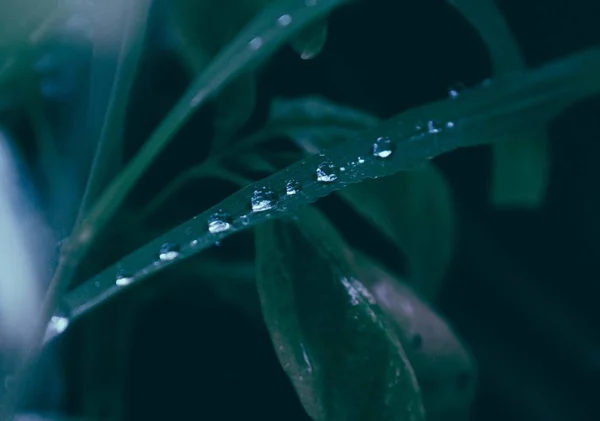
240,215,250,225
215,241,221,247
286,180,301,195
357,156,365,164
448,82,465,99
340,166,346,172
190,239,199,247
251,187,278,212
116,270,134,286
446,121,455,128
316,161,338,182
249,37,263,50
427,120,442,134
159,243,180,261
373,137,394,158
208,210,231,233
277,14,292,26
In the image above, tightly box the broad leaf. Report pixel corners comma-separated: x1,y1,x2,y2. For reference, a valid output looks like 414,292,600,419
255,206,425,421
354,252,477,420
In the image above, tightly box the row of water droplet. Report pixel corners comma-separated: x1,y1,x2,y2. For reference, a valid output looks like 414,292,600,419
112,118,456,289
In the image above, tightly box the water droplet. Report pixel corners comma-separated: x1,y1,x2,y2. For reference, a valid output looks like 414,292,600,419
448,82,465,99
208,210,231,233
316,161,338,182
427,120,442,134
116,270,134,286
240,215,250,225
44,312,70,342
190,239,199,247
159,243,180,261
251,187,278,212
340,166,346,172
277,14,292,26
286,180,301,195
446,121,455,129
357,157,365,164
215,241,221,247
373,137,394,158
249,37,263,50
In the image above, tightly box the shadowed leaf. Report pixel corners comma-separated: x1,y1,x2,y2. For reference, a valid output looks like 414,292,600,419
255,206,425,421
354,252,477,421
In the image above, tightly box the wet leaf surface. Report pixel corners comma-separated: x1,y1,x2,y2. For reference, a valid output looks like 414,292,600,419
255,206,425,420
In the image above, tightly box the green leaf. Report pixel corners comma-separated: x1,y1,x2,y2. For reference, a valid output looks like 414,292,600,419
255,206,425,421
339,166,455,301
354,252,477,420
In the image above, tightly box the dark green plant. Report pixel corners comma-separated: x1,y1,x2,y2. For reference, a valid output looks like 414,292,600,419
1,0,600,419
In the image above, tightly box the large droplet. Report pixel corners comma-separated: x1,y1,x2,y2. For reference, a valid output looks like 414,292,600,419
159,243,180,261
286,179,301,195
316,161,338,182
208,210,232,233
251,187,278,212
116,269,134,286
373,136,394,158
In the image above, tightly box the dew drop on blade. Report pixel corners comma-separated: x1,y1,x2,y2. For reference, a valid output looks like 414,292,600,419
159,243,180,261
373,137,394,158
251,187,278,212
208,210,231,233
116,269,134,286
316,161,338,182
277,14,292,26
286,179,301,195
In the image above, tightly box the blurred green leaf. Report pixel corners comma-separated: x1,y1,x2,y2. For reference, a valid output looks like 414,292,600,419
354,252,477,421
255,206,425,421
449,0,549,208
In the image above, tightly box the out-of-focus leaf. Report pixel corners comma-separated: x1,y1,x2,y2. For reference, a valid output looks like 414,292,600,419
289,19,328,60
255,206,425,421
268,96,455,300
491,128,549,208
448,0,549,208
339,167,455,301
354,252,477,421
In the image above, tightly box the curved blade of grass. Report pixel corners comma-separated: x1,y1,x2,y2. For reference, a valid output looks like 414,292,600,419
255,206,425,420
76,0,151,219
449,0,549,207
56,46,600,338
45,0,352,330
